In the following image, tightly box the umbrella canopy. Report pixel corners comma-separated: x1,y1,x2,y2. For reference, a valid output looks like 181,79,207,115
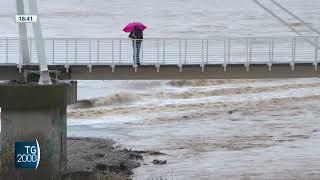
123,22,147,33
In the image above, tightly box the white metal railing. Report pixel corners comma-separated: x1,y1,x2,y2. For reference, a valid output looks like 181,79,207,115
0,37,319,68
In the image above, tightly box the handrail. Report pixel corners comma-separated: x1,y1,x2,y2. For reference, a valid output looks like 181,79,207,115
0,37,318,72
1,36,320,40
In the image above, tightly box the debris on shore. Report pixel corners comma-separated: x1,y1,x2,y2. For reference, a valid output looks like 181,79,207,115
64,137,143,180
64,137,167,180
152,159,167,165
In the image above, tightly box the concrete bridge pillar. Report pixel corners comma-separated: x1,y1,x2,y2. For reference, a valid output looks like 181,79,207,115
0,81,77,179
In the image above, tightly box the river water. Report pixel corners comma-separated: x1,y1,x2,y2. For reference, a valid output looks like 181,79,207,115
1,0,320,179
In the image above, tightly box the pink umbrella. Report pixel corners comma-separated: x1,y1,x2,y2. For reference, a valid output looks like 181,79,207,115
123,22,147,33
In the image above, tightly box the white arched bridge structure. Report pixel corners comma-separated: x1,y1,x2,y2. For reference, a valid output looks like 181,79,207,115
0,36,319,80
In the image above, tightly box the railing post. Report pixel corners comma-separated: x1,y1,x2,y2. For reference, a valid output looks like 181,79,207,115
268,39,273,62
201,40,205,72
292,38,296,62
201,40,204,65
97,40,100,64
245,38,251,72
157,39,160,65
163,40,166,64
133,39,136,65
249,39,252,63
87,40,92,72
112,39,114,65
184,39,187,64
74,40,77,64
224,38,227,65
268,38,274,71
6,38,8,63
223,38,229,71
246,39,249,66
141,40,144,64
271,39,274,62
206,40,209,64
29,38,32,63
119,39,122,64
228,38,231,64
89,40,92,65
52,39,55,64
66,40,69,66
18,39,22,72
315,36,318,70
249,39,252,71
291,37,296,71
179,39,182,65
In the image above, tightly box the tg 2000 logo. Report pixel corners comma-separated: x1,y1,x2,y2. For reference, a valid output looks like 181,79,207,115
15,139,40,169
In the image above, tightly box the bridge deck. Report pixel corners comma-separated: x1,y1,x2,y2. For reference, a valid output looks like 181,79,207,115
0,63,319,80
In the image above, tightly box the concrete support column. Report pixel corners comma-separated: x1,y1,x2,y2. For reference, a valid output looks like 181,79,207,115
0,81,77,179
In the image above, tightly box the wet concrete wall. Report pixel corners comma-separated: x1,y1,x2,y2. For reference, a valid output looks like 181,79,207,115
0,82,77,179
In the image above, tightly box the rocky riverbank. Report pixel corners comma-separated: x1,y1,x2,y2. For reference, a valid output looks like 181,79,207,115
0,137,165,180
64,137,144,180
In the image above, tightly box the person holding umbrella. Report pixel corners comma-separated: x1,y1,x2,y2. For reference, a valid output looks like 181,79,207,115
123,22,147,66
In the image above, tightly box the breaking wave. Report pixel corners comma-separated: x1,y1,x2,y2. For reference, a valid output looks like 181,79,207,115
70,92,142,109
157,82,320,99
68,80,320,119
166,79,265,87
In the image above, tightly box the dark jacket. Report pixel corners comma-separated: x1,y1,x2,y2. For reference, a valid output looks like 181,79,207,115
129,27,143,39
